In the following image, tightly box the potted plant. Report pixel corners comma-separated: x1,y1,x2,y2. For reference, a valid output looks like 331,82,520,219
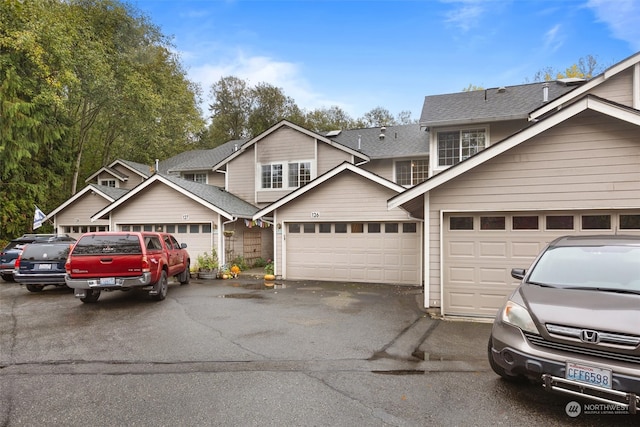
196,249,219,279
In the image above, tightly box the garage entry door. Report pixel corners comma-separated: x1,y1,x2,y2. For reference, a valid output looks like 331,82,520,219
443,211,640,318
285,222,420,285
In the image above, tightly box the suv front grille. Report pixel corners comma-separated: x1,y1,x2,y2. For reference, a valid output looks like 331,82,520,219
524,331,640,364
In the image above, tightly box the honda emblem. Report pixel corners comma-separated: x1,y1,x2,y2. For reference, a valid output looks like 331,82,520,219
580,329,599,343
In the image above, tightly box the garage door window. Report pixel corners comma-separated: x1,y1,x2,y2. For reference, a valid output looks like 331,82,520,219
368,223,381,233
450,217,473,230
351,223,364,233
385,223,399,233
303,223,315,233
513,216,539,230
582,215,611,230
546,215,574,230
620,214,640,229
403,223,417,233
480,216,505,230
335,223,347,233
289,223,300,233
319,223,331,233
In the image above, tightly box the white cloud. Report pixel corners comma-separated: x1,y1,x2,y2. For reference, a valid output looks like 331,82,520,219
441,0,486,32
586,0,640,50
543,24,564,52
188,51,351,115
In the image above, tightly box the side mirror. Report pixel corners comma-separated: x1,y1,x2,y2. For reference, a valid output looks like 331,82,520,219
181,243,188,249
511,268,526,280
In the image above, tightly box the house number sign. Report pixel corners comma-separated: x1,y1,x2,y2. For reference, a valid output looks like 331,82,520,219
182,214,189,220
311,212,320,218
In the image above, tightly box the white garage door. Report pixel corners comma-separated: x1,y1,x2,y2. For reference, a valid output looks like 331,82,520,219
443,211,640,318
285,222,420,285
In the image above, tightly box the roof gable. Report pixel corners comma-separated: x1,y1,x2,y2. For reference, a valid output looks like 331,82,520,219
212,120,370,170
90,174,259,221
530,51,640,121
389,95,640,210
84,159,152,183
253,162,405,220
45,184,128,220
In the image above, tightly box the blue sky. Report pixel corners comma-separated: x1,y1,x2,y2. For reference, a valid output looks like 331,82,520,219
132,0,640,120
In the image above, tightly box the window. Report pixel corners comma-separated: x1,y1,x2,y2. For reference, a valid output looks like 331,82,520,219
396,159,428,186
303,223,315,233
190,224,199,233
385,223,398,233
183,173,206,184
261,164,283,189
319,223,331,233
546,215,573,230
351,223,364,233
166,225,175,233
177,225,187,233
288,162,311,188
450,217,473,230
513,216,539,230
289,223,300,233
100,179,116,187
335,223,347,233
438,128,486,166
202,224,212,233
403,223,417,233
368,223,381,233
582,215,611,230
480,216,505,230
620,214,640,229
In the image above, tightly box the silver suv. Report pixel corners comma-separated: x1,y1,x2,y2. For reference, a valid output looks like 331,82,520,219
488,235,640,414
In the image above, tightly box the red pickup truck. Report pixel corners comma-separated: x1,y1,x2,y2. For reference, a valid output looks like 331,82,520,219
65,231,190,303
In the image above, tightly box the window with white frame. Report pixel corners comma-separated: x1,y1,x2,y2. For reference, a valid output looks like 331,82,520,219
395,159,428,186
261,164,283,189
183,173,207,184
288,162,311,188
100,179,116,187
437,128,486,166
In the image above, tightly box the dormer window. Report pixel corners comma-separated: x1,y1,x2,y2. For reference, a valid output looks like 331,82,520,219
100,179,116,187
183,173,206,184
437,128,486,167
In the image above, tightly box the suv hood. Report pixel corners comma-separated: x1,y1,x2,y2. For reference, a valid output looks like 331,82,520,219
519,284,640,336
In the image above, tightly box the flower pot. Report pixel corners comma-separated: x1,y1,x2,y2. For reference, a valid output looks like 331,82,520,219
198,269,217,280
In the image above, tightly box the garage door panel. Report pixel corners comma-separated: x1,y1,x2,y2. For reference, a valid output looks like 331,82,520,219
479,268,509,284
449,266,475,282
449,241,475,257
512,241,544,258
479,241,507,257
286,222,420,285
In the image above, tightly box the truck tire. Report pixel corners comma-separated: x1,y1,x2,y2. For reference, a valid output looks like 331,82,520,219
80,289,101,303
26,284,44,292
151,270,168,301
179,261,190,285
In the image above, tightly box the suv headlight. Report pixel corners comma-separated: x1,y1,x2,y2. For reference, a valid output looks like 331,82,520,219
502,300,539,334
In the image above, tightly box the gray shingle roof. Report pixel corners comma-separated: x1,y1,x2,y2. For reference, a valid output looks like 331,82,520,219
90,184,129,200
160,174,259,218
158,139,246,174
420,80,582,126
326,124,428,159
118,159,153,178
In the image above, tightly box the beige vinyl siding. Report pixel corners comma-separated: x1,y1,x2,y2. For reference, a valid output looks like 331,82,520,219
207,171,224,187
316,142,352,175
227,146,256,203
258,127,315,162
487,120,528,144
590,68,634,107
361,159,394,181
426,110,640,307
113,164,146,189
55,191,111,238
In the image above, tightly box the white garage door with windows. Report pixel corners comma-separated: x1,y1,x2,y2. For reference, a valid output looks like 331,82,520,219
443,211,640,317
285,221,420,285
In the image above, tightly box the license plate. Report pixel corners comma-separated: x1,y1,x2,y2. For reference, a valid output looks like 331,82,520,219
566,361,612,389
38,264,52,270
99,277,116,286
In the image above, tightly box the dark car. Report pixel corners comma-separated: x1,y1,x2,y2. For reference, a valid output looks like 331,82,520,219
1,234,71,282
488,235,640,414
14,238,76,292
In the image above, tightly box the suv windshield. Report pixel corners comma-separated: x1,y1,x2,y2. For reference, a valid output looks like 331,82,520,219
528,245,640,290
73,234,142,255
21,244,72,261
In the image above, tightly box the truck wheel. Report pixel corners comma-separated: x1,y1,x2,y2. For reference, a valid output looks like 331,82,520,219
1,273,15,282
151,271,168,301
179,261,190,285
80,289,100,303
26,284,44,292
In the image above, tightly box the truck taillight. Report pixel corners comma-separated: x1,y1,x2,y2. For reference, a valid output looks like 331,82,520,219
15,254,21,269
141,255,150,272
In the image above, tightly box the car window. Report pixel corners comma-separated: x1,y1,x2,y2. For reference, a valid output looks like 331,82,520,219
528,245,640,289
163,236,173,249
73,235,142,255
21,244,71,261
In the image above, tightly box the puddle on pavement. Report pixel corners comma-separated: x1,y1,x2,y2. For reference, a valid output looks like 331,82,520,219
372,370,426,375
226,282,287,290
219,293,264,299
